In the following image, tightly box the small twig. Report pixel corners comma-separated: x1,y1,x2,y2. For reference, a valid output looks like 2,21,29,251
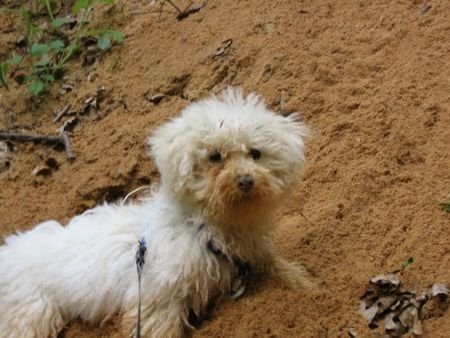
53,105,70,123
0,131,75,160
176,2,205,20
158,0,204,20
214,39,232,57
279,91,286,114
0,132,64,144
60,130,75,160
130,9,172,16
6,110,15,129
165,0,183,14
298,210,312,225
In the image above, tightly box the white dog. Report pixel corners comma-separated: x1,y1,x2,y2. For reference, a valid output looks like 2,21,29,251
0,88,314,337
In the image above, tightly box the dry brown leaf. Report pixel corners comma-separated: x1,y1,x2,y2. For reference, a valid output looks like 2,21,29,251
411,308,423,335
384,311,397,331
398,306,422,335
376,295,399,313
370,274,400,290
60,117,80,133
348,327,358,337
431,283,449,298
360,273,449,336
214,39,233,57
359,301,379,325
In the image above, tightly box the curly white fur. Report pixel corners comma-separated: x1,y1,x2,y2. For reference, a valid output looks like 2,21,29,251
0,88,313,338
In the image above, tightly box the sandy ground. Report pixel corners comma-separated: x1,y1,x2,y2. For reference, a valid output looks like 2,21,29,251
0,0,449,337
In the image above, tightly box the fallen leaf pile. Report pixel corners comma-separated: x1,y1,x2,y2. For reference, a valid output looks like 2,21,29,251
82,86,106,120
359,274,449,336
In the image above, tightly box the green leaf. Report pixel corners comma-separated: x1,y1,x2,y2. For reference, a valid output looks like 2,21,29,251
30,43,51,56
30,25,42,35
40,74,55,82
29,80,44,95
6,55,23,66
38,0,51,6
39,0,54,19
97,34,111,51
35,59,51,67
0,62,9,89
29,25,42,36
66,44,81,55
441,202,450,213
108,30,123,44
72,0,115,14
51,17,69,29
96,0,115,4
19,8,32,23
95,30,123,51
72,0,91,14
50,39,65,51
401,256,416,269
1,56,23,90
27,25,42,47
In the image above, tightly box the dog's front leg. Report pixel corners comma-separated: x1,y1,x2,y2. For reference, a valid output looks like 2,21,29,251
124,300,189,338
255,241,318,290
270,255,319,289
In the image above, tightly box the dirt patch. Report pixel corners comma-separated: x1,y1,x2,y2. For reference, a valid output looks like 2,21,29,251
1,0,449,337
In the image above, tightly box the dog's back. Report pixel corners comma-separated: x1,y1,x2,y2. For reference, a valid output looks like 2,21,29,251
0,203,144,337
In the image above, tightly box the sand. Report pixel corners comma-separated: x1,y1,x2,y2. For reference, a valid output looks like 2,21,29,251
0,0,449,337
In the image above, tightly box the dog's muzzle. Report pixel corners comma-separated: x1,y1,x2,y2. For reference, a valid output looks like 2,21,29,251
235,174,254,193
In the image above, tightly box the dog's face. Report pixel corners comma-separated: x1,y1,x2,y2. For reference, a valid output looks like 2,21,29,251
149,88,309,229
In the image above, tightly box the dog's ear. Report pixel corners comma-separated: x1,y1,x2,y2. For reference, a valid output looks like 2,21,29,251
282,112,309,160
272,113,310,184
148,117,195,193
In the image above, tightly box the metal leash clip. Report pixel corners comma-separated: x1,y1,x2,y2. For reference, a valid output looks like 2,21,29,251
135,237,147,338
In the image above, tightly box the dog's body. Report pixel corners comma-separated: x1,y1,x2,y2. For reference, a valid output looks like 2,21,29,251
0,88,313,337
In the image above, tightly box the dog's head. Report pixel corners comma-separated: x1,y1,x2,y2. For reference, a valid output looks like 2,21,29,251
149,88,309,230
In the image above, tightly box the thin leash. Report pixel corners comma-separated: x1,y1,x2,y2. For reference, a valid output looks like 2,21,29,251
121,185,152,206
207,236,250,299
135,237,147,338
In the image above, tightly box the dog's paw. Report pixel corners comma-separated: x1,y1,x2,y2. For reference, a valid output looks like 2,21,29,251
274,258,319,290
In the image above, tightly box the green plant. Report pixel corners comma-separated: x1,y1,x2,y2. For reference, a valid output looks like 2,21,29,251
24,40,67,95
107,54,120,72
38,0,55,20
441,200,450,213
0,56,23,90
56,0,123,68
392,256,416,274
83,28,124,51
36,0,72,30
0,0,123,95
401,256,416,269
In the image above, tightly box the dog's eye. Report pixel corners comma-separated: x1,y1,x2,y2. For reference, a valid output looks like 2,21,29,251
209,151,222,162
250,148,261,160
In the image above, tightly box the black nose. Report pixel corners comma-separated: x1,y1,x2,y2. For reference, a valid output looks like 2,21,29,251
235,175,254,193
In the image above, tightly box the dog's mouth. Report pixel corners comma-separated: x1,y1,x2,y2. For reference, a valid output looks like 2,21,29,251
232,190,267,206
229,197,268,218
225,184,270,206
202,196,275,232
195,170,283,228
214,174,277,206
203,184,274,222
